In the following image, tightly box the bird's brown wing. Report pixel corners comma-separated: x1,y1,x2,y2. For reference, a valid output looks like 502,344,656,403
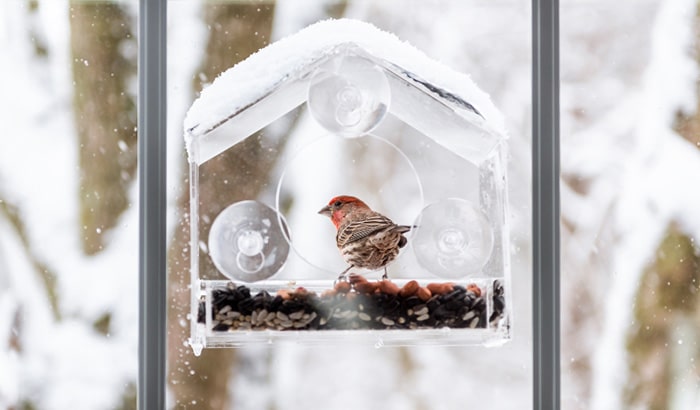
336,215,396,247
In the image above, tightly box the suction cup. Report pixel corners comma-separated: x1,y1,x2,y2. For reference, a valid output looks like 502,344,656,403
208,200,290,282
307,55,390,138
413,198,494,278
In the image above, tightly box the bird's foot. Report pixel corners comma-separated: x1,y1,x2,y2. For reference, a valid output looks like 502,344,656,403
334,266,353,285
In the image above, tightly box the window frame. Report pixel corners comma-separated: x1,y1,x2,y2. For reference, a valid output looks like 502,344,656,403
532,0,560,408
137,1,561,408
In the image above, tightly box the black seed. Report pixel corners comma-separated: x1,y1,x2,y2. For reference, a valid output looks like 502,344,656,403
402,296,423,309
252,290,272,309
197,301,205,323
267,295,282,311
462,293,476,308
281,299,308,314
443,288,466,303
493,280,504,296
212,288,235,307
212,323,230,332
443,299,465,312
494,295,505,312
378,297,401,315
359,298,381,316
308,314,321,329
237,298,255,315
426,296,441,311
239,286,251,299
228,286,250,302
472,297,485,312
478,309,487,327
432,305,454,320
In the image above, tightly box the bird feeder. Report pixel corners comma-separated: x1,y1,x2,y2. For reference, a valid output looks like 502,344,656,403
184,19,511,354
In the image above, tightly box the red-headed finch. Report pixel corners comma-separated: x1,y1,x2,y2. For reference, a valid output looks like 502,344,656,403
318,195,411,280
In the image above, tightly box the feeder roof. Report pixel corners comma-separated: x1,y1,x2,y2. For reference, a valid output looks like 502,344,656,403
184,18,507,165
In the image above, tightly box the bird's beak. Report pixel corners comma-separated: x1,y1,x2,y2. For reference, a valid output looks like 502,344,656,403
318,205,332,217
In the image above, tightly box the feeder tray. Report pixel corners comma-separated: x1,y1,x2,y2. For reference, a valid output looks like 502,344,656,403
184,19,512,353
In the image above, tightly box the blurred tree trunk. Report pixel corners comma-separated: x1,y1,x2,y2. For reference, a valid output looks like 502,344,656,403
69,3,138,409
167,4,280,409
625,227,700,409
625,11,700,408
70,3,137,255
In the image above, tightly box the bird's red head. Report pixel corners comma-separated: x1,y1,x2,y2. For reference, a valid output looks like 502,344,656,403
318,195,370,228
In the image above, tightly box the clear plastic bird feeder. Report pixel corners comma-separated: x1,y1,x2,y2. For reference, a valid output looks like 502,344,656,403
185,19,511,353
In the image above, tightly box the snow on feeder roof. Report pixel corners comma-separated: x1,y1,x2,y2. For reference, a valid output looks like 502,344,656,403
184,18,507,165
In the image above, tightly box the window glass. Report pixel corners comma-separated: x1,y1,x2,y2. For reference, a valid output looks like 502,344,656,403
560,1,700,409
167,1,534,409
0,1,139,408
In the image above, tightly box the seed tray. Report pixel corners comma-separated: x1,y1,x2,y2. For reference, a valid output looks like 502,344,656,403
197,275,506,334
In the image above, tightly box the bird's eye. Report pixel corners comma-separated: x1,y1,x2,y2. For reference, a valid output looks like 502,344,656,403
333,200,342,207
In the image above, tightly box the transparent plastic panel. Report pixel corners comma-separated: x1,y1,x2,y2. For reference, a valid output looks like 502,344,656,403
195,278,506,347
413,198,494,278
186,78,308,164
186,33,511,351
307,55,391,137
275,132,424,277
208,200,290,282
185,45,501,166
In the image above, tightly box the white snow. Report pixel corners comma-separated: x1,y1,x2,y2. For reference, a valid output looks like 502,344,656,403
0,1,138,408
588,0,700,404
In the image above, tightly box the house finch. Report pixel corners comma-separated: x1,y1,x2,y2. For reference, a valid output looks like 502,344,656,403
318,195,411,280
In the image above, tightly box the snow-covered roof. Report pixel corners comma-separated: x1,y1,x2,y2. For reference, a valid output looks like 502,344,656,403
184,18,507,165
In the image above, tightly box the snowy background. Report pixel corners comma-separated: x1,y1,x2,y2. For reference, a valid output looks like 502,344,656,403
1,0,699,409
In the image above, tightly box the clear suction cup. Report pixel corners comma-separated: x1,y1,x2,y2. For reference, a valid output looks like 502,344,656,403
307,55,390,138
208,200,290,282
413,198,494,279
